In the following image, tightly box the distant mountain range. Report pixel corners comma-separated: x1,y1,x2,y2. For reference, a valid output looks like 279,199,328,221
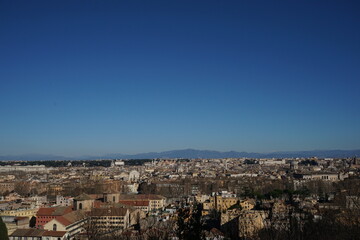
0,149,360,161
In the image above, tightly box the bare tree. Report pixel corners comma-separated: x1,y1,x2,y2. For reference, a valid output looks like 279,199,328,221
14,181,31,196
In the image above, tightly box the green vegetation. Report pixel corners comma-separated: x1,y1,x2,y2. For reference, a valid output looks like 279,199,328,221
241,186,311,200
0,160,112,167
0,159,154,167
0,217,9,240
244,159,257,164
263,187,310,199
124,159,153,166
299,159,318,166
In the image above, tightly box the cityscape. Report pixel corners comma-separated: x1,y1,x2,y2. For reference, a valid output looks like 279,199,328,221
1,155,360,239
1,1,360,240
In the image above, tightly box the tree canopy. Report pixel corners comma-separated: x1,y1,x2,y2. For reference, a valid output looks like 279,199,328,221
0,217,9,240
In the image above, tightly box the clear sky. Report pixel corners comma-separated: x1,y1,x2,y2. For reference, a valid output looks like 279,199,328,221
1,0,360,157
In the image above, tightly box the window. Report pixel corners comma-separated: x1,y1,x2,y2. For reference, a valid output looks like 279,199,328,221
79,203,83,210
53,223,57,231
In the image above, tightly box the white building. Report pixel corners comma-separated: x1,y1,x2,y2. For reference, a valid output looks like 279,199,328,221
111,160,125,167
9,229,69,240
56,195,73,207
0,165,50,172
129,170,140,181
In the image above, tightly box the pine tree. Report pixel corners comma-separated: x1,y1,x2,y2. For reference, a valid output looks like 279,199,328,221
0,217,9,240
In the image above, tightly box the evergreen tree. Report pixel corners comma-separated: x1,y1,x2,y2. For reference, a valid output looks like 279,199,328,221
29,216,36,228
0,217,9,240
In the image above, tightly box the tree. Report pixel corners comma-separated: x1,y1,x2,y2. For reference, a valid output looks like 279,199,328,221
29,216,36,228
14,181,31,196
177,203,204,240
0,217,9,240
84,217,104,240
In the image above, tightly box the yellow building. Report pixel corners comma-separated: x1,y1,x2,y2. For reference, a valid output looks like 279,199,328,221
202,196,255,215
203,195,239,213
240,199,255,211
215,195,239,211
1,216,29,235
0,208,38,218
239,210,268,238
220,208,242,226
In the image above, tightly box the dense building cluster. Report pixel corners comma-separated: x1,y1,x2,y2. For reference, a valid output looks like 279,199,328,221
1,157,360,239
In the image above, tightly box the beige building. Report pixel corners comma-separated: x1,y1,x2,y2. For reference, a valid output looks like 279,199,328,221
0,208,38,218
118,200,150,213
0,182,15,193
103,192,120,203
1,216,29,235
295,172,348,181
240,199,255,211
238,210,268,238
56,195,73,207
73,193,95,211
9,229,68,240
221,208,242,226
203,195,240,213
129,209,147,226
89,207,130,232
0,165,49,173
119,194,165,211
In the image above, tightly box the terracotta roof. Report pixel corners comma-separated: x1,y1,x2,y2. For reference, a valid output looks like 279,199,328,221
90,207,128,217
93,200,105,208
11,229,66,237
37,206,72,216
53,206,72,215
119,200,150,207
37,207,55,216
55,216,72,226
119,194,165,200
89,194,103,199
43,231,67,237
10,229,45,237
56,210,87,226
74,193,93,201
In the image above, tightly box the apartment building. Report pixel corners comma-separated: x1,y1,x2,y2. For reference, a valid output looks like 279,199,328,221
89,207,130,232
119,194,165,211
9,229,68,240
118,200,150,212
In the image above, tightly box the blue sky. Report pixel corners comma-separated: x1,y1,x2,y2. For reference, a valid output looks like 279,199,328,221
0,0,359,157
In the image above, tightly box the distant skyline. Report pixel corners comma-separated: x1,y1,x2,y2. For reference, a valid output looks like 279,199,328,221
1,148,360,161
1,1,360,157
